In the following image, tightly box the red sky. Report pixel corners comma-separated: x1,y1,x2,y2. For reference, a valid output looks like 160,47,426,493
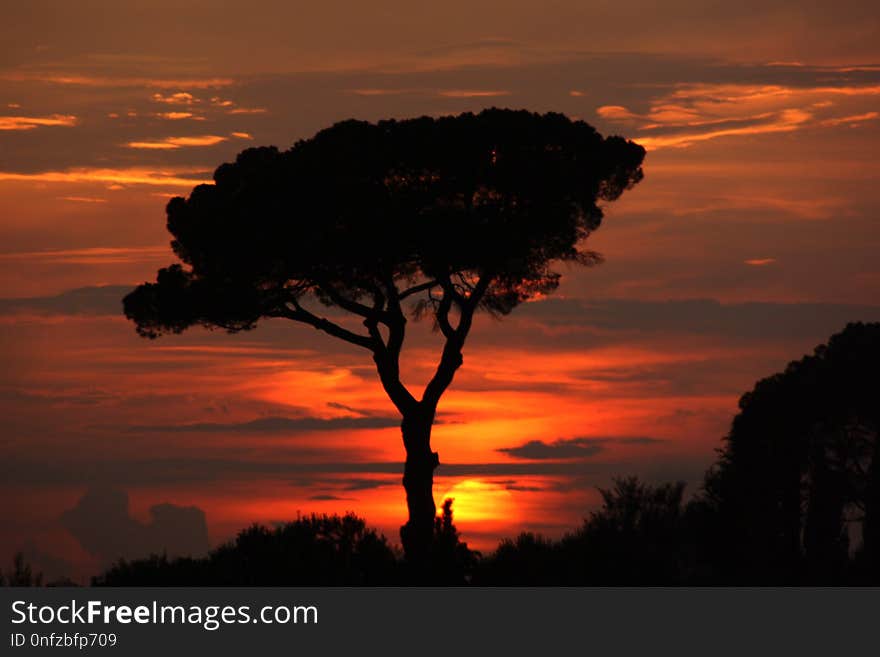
1,0,879,582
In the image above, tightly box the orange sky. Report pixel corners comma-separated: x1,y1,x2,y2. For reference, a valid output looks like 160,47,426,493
2,1,880,582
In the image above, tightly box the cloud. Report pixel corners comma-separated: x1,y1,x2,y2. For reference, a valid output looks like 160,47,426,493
60,487,210,566
154,111,204,121
618,437,667,445
635,108,812,150
151,92,198,105
0,114,77,130
744,258,776,266
515,297,880,341
0,284,132,316
498,435,662,460
2,73,234,89
341,478,396,491
349,88,413,96
598,80,880,149
499,481,545,492
125,134,228,149
498,437,607,460
287,475,397,492
58,195,107,203
127,414,400,434
206,97,268,114
226,107,267,114
0,386,118,407
0,166,210,187
326,401,366,415
0,248,167,265
436,89,511,98
346,87,512,99
819,112,879,127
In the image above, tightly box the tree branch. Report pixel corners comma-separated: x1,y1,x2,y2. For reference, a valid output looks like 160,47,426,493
269,299,375,351
422,338,464,408
398,279,439,301
380,276,407,360
436,291,456,340
373,350,417,415
318,283,387,322
422,272,493,408
273,287,417,415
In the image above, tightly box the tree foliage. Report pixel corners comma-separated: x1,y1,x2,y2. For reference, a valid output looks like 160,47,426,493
124,109,644,352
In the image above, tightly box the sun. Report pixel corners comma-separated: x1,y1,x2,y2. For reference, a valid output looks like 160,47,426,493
437,479,518,525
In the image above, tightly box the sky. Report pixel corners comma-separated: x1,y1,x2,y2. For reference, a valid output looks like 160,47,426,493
1,0,879,582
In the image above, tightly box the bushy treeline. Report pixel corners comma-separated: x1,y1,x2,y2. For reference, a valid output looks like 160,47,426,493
89,474,879,586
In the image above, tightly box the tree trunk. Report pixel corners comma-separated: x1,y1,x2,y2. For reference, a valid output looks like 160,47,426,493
399,403,439,572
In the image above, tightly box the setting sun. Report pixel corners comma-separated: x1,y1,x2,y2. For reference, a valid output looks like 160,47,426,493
438,479,518,526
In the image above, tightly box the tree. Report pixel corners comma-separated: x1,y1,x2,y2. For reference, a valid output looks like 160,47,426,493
702,322,880,582
123,108,645,567
95,513,398,585
0,552,43,587
562,477,689,584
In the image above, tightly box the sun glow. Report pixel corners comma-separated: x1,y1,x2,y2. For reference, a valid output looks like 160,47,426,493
438,479,518,525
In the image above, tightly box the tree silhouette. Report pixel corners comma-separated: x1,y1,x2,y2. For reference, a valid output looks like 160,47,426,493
561,477,689,584
123,108,645,567
96,513,398,585
0,552,43,587
703,322,880,582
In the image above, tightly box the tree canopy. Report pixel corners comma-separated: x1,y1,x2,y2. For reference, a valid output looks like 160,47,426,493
124,109,645,349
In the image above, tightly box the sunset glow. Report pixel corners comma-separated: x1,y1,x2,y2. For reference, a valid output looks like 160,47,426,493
2,1,879,583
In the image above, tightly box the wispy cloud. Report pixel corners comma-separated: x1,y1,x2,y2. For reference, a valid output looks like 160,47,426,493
348,88,412,96
0,166,210,187
819,111,879,127
498,436,663,460
208,96,266,114
126,414,400,434
154,111,204,121
635,109,811,150
2,72,234,89
436,89,511,98
346,87,512,99
598,81,880,149
125,135,228,149
0,248,168,265
0,114,77,130
58,196,108,203
151,92,199,105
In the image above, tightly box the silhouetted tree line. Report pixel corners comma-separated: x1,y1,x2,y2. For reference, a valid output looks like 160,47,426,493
7,323,878,586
